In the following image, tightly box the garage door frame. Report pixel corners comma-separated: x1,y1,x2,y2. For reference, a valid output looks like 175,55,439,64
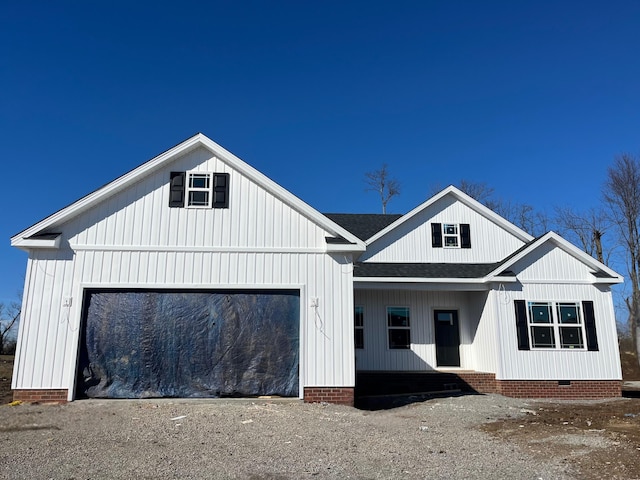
69,283,306,401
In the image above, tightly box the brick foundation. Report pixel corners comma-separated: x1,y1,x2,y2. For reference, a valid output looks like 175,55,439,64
497,380,622,399
454,372,499,394
13,389,68,403
304,387,355,406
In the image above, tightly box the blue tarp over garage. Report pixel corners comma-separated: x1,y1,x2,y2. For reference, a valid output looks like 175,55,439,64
76,289,300,399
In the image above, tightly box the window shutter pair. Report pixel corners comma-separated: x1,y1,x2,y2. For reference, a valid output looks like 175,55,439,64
168,172,229,208
430,223,471,248
513,300,598,351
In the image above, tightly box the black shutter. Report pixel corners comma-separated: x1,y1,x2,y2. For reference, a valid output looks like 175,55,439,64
582,301,599,351
431,223,442,248
212,173,229,208
514,300,530,350
169,172,185,207
460,223,471,248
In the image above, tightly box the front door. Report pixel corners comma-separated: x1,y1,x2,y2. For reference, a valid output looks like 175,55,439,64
434,310,461,367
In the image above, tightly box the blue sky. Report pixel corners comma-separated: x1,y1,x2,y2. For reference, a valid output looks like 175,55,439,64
2,1,640,305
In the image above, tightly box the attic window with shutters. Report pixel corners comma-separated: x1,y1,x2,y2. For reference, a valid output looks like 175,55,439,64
169,171,229,208
431,223,471,248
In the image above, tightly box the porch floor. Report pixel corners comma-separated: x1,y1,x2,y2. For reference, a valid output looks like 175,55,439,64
355,370,497,398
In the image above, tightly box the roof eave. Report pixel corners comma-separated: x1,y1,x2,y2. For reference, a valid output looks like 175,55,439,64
365,185,534,245
11,234,62,251
354,276,488,283
326,243,367,253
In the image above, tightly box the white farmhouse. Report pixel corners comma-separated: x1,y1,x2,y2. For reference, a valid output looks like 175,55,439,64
10,134,623,404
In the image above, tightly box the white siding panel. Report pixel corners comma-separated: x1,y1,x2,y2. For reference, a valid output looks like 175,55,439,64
59,147,329,251
511,243,594,282
12,250,76,390
15,249,355,391
362,196,526,263
467,291,498,373
496,283,621,380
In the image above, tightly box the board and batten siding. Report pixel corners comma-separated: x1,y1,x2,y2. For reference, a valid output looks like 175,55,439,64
495,283,621,380
61,147,329,250
13,146,356,397
493,245,621,380
361,195,526,263
354,289,498,372
12,250,76,391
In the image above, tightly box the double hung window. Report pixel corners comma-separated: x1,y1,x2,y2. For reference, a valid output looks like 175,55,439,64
387,306,411,349
528,301,584,349
187,173,212,207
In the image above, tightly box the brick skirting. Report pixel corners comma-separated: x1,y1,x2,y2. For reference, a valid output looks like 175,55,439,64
304,387,354,406
497,380,622,399
13,389,68,403
454,372,499,394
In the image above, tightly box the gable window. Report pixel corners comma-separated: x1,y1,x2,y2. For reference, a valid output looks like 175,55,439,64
187,173,212,207
387,306,410,349
169,171,230,208
526,301,585,349
354,306,364,349
443,224,459,247
431,223,471,248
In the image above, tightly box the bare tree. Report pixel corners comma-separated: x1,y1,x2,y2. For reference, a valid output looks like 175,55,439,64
452,180,549,236
0,302,20,355
365,164,400,214
554,206,610,264
603,153,640,360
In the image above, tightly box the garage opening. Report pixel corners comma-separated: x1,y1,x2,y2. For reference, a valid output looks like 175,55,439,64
75,289,299,399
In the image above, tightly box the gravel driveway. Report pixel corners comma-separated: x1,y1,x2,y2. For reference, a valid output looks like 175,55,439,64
0,394,572,479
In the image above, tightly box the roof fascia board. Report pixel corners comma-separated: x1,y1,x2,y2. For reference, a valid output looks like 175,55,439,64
355,276,488,284
196,136,364,248
11,134,204,243
366,185,534,245
12,134,364,250
486,231,623,283
12,234,62,250
325,243,366,253
354,281,489,292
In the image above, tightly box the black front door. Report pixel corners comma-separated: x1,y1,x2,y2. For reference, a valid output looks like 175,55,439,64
434,310,461,367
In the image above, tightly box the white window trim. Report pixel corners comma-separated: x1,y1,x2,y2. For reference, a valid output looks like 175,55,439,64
386,305,411,350
442,223,460,248
527,301,586,350
186,171,213,208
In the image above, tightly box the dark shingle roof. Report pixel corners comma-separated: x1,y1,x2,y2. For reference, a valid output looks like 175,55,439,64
324,213,402,241
354,262,502,278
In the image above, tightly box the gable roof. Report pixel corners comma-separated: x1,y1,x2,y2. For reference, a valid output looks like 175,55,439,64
11,133,365,251
353,231,622,285
366,185,534,245
323,213,402,241
485,231,623,283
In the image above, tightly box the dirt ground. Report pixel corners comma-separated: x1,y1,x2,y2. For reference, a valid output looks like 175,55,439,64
0,355,13,404
483,397,640,479
3,354,640,478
